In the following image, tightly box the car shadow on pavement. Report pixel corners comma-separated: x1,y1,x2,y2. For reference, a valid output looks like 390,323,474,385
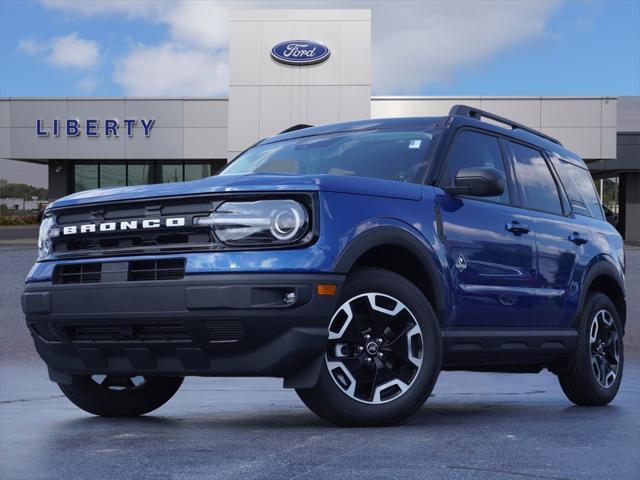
43,397,629,433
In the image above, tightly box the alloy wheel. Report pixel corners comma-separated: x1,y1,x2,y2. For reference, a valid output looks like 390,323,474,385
326,293,424,404
589,309,620,389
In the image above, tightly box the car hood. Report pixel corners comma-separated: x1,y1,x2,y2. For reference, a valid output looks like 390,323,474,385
49,173,423,209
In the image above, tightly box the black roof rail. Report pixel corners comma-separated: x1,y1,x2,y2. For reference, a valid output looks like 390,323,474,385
279,124,314,134
449,104,562,146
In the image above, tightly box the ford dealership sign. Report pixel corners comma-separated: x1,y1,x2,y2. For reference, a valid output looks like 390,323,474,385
35,118,155,138
270,40,330,65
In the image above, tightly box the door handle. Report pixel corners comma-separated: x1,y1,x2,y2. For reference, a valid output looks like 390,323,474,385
505,221,530,235
569,232,589,245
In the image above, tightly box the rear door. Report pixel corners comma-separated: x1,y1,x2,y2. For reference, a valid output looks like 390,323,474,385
506,141,589,327
436,129,538,328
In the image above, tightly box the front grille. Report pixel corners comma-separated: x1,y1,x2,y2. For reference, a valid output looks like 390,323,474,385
48,193,314,259
203,321,247,343
50,196,220,259
52,259,185,284
128,259,185,282
65,323,190,343
53,263,102,284
61,231,212,253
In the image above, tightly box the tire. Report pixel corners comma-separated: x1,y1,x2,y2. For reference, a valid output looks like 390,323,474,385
59,375,184,417
297,268,442,426
559,292,624,406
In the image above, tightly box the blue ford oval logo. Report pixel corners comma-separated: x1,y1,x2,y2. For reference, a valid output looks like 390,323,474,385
270,40,330,66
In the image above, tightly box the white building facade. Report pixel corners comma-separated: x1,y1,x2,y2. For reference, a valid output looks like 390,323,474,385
0,9,638,240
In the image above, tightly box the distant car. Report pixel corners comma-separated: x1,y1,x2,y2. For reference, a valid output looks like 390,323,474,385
24,105,626,426
603,205,619,227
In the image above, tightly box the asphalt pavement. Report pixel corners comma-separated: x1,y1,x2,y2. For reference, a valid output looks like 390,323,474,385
0,225,39,244
1,244,639,480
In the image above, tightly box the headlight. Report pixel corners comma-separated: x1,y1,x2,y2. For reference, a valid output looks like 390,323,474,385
37,215,59,260
195,199,310,246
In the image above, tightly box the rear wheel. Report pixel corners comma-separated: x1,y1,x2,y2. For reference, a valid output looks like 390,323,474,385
297,268,441,426
559,292,623,406
59,375,183,416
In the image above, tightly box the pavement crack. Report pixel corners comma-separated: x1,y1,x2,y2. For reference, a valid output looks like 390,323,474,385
447,465,573,480
0,394,64,404
442,390,546,396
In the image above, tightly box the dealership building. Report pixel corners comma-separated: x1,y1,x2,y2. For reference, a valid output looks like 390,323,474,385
1,9,638,240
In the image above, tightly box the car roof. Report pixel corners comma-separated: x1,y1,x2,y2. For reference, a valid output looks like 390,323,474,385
445,115,586,166
259,116,446,145
256,114,587,169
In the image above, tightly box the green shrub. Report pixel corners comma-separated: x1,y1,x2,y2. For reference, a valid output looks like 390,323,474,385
0,215,39,226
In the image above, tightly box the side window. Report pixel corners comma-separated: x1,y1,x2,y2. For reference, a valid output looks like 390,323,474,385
510,142,563,215
440,130,509,204
549,155,604,220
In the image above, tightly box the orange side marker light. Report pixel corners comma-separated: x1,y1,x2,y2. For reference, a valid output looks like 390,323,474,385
317,284,337,296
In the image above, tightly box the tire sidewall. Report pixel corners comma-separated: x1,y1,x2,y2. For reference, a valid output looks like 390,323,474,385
314,269,442,425
576,293,624,402
59,375,184,417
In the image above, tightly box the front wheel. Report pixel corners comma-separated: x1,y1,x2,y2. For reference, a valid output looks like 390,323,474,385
297,268,441,426
558,292,624,406
59,375,184,416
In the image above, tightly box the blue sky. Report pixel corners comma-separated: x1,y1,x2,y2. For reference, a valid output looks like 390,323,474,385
0,0,639,97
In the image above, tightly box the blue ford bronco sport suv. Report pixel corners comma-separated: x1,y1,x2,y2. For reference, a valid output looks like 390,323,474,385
23,105,626,426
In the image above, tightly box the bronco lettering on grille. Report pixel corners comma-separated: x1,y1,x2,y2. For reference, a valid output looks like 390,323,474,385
61,217,186,235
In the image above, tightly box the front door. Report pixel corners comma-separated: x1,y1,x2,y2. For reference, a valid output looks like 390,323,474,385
436,129,537,327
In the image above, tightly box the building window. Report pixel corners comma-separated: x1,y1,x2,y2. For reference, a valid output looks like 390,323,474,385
70,160,224,193
185,162,212,181
100,163,126,188
74,163,98,192
127,163,154,186
596,176,619,214
160,163,184,183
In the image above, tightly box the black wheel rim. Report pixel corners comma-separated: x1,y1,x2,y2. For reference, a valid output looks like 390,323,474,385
590,309,620,389
326,293,424,404
90,375,147,391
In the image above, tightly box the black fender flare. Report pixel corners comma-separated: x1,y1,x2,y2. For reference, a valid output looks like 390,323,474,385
576,257,626,328
332,225,447,323
285,226,447,389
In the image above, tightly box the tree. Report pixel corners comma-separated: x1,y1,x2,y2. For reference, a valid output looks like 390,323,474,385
0,178,48,200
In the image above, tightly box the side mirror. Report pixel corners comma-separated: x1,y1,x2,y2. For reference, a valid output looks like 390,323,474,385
444,167,505,197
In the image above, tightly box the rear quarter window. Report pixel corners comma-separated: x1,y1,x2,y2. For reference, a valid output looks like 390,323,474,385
549,154,604,220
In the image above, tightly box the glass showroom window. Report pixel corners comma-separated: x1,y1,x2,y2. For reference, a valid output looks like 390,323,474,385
100,163,126,188
74,163,98,192
160,163,184,183
597,176,619,214
185,162,213,181
128,163,154,186
71,160,222,193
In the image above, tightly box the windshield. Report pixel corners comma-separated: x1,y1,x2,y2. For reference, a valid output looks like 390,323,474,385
221,128,441,184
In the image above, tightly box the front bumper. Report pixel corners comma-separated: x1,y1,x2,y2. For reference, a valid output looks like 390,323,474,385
23,273,344,386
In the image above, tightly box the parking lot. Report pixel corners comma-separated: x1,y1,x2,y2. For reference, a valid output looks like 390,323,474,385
1,243,639,480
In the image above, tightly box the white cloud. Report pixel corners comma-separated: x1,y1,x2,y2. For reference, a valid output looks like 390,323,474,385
18,38,46,55
41,0,165,19
78,75,100,93
113,43,228,96
39,0,560,95
43,0,229,50
18,32,101,92
46,33,100,69
369,0,558,93
164,2,229,50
